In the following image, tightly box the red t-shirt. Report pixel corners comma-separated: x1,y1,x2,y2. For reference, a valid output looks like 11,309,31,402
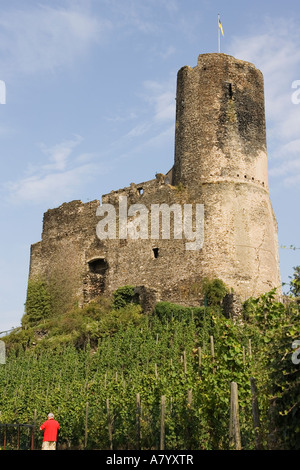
40,418,60,442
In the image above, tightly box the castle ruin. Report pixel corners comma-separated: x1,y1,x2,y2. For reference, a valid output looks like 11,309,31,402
28,53,281,312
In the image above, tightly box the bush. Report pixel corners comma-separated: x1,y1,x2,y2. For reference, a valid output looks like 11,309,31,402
201,278,228,306
112,285,137,309
23,277,51,326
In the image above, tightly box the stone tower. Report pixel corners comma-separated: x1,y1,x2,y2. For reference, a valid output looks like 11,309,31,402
173,53,281,299
28,53,281,313
174,54,268,189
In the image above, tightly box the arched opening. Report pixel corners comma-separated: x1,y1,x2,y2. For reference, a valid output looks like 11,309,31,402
88,258,108,275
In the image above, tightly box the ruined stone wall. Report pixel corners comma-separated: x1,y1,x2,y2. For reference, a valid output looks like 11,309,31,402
98,176,204,305
29,200,101,312
29,179,206,308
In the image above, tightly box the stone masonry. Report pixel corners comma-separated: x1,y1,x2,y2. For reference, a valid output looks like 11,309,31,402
28,53,281,312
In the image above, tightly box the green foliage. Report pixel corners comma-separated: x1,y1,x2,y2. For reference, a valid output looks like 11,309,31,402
153,301,215,323
23,277,51,326
175,182,185,193
112,285,136,309
289,266,300,300
2,278,300,450
242,288,300,449
201,278,228,306
243,288,286,328
268,326,300,449
2,310,251,450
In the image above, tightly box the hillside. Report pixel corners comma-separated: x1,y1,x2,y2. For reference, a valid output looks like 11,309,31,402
0,281,299,450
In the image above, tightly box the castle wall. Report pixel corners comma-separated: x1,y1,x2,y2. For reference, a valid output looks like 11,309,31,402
29,200,100,312
27,53,281,313
28,181,206,308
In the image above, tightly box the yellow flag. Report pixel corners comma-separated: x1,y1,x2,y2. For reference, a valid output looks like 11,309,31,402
218,19,224,36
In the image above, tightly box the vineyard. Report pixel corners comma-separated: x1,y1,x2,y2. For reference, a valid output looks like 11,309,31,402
0,284,300,450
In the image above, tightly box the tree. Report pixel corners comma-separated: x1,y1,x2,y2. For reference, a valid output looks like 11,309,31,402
289,266,300,301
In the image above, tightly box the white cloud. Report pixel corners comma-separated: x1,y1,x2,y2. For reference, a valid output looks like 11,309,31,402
159,46,176,60
269,157,300,177
105,0,173,35
106,75,176,155
142,77,176,122
39,135,83,172
0,4,110,76
125,123,152,138
105,112,138,123
271,139,300,161
4,135,98,205
7,165,93,205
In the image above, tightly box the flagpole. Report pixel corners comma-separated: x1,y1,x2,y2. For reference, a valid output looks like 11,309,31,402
218,13,220,53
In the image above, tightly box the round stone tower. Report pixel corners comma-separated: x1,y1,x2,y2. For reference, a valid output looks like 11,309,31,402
173,53,281,299
174,53,268,189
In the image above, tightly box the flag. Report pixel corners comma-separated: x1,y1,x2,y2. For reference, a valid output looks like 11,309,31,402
218,18,224,36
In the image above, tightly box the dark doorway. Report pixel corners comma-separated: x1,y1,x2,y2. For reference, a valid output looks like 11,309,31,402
88,258,108,275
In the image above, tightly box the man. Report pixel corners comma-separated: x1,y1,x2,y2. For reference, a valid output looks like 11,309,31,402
40,413,60,450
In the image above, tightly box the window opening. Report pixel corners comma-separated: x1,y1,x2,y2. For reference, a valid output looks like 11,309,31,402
88,258,108,275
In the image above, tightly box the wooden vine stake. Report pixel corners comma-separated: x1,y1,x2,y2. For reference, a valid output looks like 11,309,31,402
210,336,215,374
106,398,113,450
136,393,141,450
198,347,202,377
198,347,202,366
183,350,187,375
160,395,166,450
248,339,252,358
31,409,37,450
187,389,193,407
250,377,262,449
84,402,89,449
229,382,241,450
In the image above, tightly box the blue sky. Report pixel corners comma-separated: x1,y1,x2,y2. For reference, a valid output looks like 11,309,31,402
0,0,299,332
